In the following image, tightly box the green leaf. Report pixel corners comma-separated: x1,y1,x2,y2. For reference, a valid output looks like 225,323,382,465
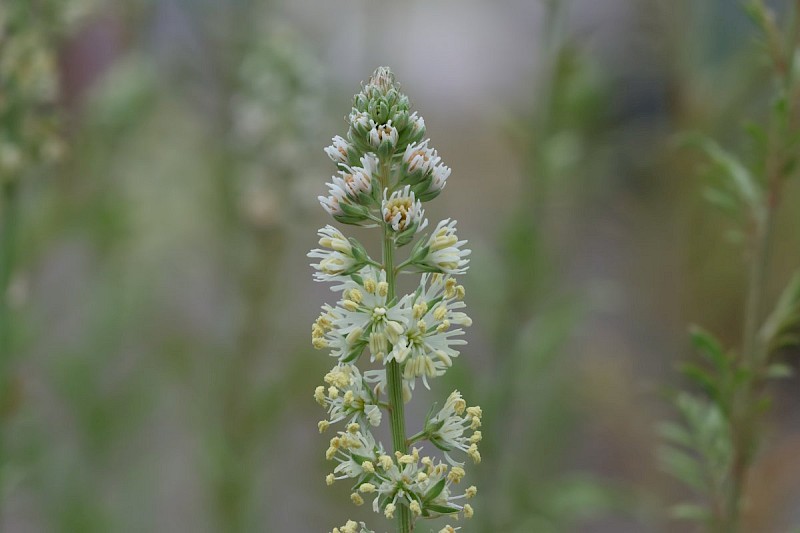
688,326,728,371
659,446,706,492
658,421,693,448
761,271,800,354
670,503,711,522
684,134,762,210
766,363,793,379
680,363,718,396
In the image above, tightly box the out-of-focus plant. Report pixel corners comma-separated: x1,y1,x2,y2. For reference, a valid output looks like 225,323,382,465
0,0,68,517
310,67,480,533
476,1,627,530
660,2,800,530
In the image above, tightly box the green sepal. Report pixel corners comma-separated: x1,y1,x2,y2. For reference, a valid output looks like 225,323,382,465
340,202,369,218
395,225,418,247
334,214,369,225
425,504,460,515
417,188,442,203
349,238,370,263
423,478,447,502
411,176,432,197
341,342,367,363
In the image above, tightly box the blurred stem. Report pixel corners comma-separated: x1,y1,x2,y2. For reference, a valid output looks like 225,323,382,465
725,11,797,525
0,178,19,522
381,160,411,533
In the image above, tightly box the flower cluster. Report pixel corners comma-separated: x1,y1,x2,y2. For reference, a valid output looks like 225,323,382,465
0,0,66,182
310,67,480,532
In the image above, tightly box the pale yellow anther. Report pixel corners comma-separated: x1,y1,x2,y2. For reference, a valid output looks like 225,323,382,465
364,278,376,293
325,447,337,460
347,422,360,434
349,288,363,304
343,390,354,406
456,285,466,299
362,460,375,473
412,302,428,319
448,466,465,483
409,500,422,516
318,420,330,433
345,327,363,346
439,527,457,533
463,503,474,518
465,485,477,498
384,503,396,519
378,454,394,470
470,431,482,443
398,454,414,465
314,386,326,405
470,417,482,430
328,386,339,399
350,492,364,506
433,305,447,321
437,320,450,332
412,447,420,461
342,299,359,312
326,473,335,485
468,444,481,464
359,483,376,493
417,319,427,333
467,406,482,418
454,397,466,415
377,281,389,297
421,456,433,467
312,337,329,349
445,278,457,298
417,472,428,483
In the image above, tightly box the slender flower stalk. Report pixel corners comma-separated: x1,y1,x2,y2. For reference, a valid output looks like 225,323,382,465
310,67,480,533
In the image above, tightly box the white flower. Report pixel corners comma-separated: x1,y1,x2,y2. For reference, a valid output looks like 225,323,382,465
382,185,428,233
308,226,358,281
430,161,451,192
318,154,378,216
403,139,441,175
367,66,395,94
368,120,398,149
387,274,470,389
421,219,471,274
409,111,425,137
427,390,482,464
325,135,351,164
317,364,382,427
349,110,372,131
320,267,407,363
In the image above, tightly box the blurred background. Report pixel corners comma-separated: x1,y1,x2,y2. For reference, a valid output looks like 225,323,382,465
1,0,800,531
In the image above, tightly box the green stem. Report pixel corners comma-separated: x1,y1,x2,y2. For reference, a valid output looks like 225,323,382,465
381,162,412,533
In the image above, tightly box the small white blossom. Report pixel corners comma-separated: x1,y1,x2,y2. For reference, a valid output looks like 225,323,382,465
317,364,382,427
420,219,471,274
369,120,398,149
318,154,378,216
382,185,428,233
403,139,441,175
388,273,470,389
427,390,482,464
325,135,352,164
308,225,359,281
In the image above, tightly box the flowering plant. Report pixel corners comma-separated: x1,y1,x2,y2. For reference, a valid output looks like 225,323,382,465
310,67,480,533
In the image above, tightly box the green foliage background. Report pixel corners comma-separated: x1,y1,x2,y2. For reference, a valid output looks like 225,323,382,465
1,0,799,532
